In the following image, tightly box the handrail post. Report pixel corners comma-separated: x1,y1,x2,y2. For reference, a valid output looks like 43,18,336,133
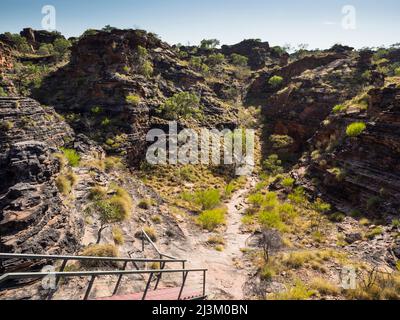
203,270,206,297
113,261,128,295
142,272,154,300
84,275,96,300
178,271,189,300
182,261,186,283
154,261,165,290
56,259,68,287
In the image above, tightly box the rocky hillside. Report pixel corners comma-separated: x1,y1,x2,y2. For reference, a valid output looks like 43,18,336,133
298,84,400,218
0,27,399,300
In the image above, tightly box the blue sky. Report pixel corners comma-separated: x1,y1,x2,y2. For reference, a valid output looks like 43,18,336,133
0,0,399,49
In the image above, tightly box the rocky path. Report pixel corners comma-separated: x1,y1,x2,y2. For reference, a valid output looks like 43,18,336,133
166,177,257,300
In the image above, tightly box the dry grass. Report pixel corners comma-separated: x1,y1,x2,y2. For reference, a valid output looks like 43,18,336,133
310,278,340,296
112,227,125,245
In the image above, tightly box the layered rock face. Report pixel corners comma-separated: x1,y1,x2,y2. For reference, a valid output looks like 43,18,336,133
221,39,280,70
19,28,65,48
258,51,381,157
0,42,15,96
0,97,82,272
299,85,400,217
37,29,237,164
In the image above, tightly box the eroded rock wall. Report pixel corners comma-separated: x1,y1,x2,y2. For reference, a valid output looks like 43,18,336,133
0,97,82,272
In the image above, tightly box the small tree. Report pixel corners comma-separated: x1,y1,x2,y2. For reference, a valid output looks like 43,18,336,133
261,229,283,263
157,92,203,121
263,154,283,175
53,38,72,59
102,25,117,32
200,39,220,50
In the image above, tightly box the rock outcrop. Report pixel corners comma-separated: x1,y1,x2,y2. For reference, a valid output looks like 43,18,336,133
19,28,65,49
0,97,82,272
221,39,277,70
298,84,400,217
37,29,238,165
258,52,382,158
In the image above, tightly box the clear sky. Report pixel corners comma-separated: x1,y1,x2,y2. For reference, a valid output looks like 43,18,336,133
0,0,399,49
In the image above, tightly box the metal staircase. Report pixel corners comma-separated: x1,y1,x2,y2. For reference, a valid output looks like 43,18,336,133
0,229,207,300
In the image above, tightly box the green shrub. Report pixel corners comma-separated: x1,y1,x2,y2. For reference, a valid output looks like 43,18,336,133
260,265,275,281
126,94,141,106
197,207,227,231
53,38,72,58
346,122,366,137
95,187,132,226
392,219,400,228
365,227,383,240
367,196,382,210
207,53,225,66
332,104,346,114
259,209,286,231
38,43,54,55
101,117,111,126
282,177,295,188
157,92,203,121
0,87,8,97
91,106,103,114
140,60,154,78
288,187,307,205
137,45,148,57
248,193,265,208
269,135,294,149
313,198,331,213
0,120,13,131
361,70,372,81
395,67,400,76
268,75,284,88
61,148,81,167
193,189,221,210
263,154,283,175
189,56,209,73
230,53,248,67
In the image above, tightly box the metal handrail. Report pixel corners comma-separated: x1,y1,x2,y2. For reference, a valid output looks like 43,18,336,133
0,252,188,295
0,268,208,300
135,229,185,289
0,253,186,264
137,228,179,261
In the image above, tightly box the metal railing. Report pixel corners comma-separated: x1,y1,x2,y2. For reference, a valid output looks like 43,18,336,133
0,252,187,296
0,229,208,300
0,268,208,300
132,228,186,290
